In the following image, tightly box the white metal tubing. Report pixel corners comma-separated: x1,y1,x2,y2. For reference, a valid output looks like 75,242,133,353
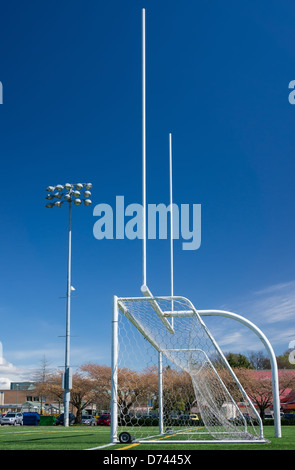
142,8,147,287
64,200,72,427
111,296,119,443
141,284,174,333
199,309,281,438
158,352,164,435
118,299,161,353
169,133,174,328
138,439,267,444
169,133,173,299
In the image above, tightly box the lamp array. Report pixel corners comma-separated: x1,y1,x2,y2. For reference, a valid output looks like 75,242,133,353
45,183,92,208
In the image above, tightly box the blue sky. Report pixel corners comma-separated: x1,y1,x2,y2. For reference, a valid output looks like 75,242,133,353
0,0,295,387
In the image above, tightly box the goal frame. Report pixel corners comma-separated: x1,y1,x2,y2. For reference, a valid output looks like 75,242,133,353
111,293,267,445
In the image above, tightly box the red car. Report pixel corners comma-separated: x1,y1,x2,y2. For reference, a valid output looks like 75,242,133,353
97,413,111,426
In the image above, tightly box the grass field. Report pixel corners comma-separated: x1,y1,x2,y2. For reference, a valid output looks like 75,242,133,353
0,425,294,451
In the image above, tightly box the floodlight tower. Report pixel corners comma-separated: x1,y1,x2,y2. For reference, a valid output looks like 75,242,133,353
45,183,92,427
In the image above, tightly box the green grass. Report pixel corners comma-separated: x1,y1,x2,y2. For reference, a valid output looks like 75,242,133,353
0,426,110,450
0,425,294,451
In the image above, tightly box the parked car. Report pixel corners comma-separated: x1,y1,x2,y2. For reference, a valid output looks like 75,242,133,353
189,414,199,421
97,413,111,426
0,414,6,424
178,414,191,421
242,413,252,423
55,413,76,426
0,412,23,426
82,415,97,426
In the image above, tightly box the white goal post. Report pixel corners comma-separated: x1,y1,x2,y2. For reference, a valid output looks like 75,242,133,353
111,292,267,444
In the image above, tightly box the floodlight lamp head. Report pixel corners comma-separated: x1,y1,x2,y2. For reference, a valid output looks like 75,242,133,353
46,186,55,193
64,183,72,190
73,190,80,197
76,183,83,190
85,183,92,190
64,194,71,201
46,194,54,200
84,199,92,206
74,198,82,206
56,184,63,191
54,192,62,199
84,190,91,198
46,203,54,208
54,201,62,207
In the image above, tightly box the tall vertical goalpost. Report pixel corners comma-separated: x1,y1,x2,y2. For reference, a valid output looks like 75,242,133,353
110,8,279,445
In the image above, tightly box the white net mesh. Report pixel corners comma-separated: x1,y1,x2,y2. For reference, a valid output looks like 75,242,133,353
113,295,264,443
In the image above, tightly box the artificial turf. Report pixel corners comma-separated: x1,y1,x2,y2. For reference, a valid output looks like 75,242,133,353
0,425,294,451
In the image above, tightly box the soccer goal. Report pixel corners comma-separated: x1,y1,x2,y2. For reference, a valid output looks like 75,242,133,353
110,290,266,444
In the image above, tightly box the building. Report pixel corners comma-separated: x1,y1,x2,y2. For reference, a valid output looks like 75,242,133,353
0,388,30,413
10,382,35,391
0,382,61,414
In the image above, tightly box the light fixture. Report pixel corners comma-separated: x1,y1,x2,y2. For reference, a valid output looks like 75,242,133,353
44,181,93,427
45,182,93,209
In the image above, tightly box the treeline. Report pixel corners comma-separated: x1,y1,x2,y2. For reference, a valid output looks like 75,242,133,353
225,350,295,370
32,350,295,423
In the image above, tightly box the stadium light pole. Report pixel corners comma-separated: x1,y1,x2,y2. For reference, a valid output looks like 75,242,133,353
45,183,92,427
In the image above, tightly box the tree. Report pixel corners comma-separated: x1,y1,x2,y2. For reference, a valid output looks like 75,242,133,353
151,368,195,416
36,370,64,413
80,363,112,412
67,371,97,423
33,356,54,415
226,353,253,369
38,369,98,423
276,350,295,370
235,368,295,419
81,362,159,419
247,351,270,370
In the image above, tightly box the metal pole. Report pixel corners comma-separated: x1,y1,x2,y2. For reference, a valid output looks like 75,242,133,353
199,309,282,438
64,200,72,427
142,8,147,287
169,133,174,328
158,352,164,435
169,133,173,299
111,296,119,443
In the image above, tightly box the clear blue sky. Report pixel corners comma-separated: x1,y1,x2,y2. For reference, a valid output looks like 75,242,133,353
0,0,295,386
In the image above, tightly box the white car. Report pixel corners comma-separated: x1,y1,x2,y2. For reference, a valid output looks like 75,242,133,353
0,412,23,426
81,415,97,426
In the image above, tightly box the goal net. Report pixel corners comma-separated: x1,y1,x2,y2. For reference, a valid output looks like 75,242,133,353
111,293,265,444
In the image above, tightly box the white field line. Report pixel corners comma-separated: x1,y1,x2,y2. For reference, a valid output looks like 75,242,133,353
85,442,117,450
